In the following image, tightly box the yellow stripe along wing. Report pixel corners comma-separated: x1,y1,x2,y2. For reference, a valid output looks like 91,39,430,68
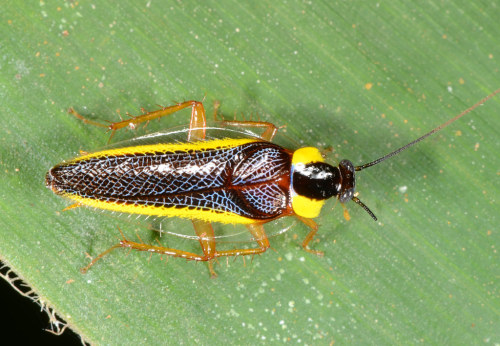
46,138,293,224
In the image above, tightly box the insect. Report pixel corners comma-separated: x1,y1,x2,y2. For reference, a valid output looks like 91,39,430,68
46,89,499,276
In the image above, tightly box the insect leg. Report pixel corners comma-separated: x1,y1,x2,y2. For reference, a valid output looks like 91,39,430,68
80,226,218,274
191,219,218,277
214,223,270,258
296,216,324,256
186,102,207,141
220,120,278,141
69,100,206,142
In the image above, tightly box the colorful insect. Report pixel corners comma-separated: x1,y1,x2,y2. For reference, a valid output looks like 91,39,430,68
45,90,500,276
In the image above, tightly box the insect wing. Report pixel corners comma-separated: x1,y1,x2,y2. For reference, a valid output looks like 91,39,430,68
75,122,299,244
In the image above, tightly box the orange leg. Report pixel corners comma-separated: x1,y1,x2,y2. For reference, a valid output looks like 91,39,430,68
219,120,278,141
80,223,271,276
341,204,351,221
215,223,270,258
80,227,215,274
296,216,324,256
69,100,207,143
70,101,278,142
191,219,217,277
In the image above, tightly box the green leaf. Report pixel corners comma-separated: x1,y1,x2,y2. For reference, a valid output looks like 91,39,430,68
1,1,498,343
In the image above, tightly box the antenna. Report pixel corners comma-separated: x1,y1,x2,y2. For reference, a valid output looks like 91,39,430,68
355,88,500,172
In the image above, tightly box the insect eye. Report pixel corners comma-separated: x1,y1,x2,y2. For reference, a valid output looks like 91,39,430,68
339,188,354,203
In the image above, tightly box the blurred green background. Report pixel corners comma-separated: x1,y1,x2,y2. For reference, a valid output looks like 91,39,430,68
0,1,498,344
